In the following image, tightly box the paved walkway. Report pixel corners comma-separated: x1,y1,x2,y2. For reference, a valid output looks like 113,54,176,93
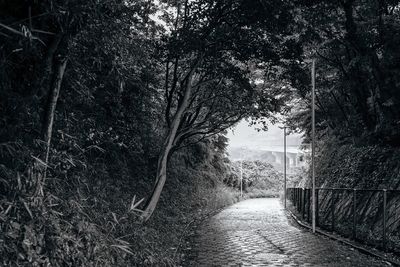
185,198,389,266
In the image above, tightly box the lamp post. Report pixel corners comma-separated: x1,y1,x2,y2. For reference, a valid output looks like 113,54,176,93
283,126,287,209
240,159,243,198
311,58,316,233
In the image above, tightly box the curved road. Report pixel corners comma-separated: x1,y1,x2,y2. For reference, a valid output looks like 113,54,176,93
185,198,388,266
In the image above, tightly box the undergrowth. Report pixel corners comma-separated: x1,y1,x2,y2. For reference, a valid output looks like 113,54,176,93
245,188,279,198
0,139,239,266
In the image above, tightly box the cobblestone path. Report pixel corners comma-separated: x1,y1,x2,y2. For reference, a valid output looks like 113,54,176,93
185,198,389,267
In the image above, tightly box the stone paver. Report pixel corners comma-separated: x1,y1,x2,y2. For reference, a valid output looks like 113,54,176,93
185,198,389,267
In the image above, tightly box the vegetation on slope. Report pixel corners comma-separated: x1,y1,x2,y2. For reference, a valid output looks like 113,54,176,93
1,0,300,264
0,133,240,266
282,0,400,252
227,160,281,197
2,0,400,264
315,139,400,251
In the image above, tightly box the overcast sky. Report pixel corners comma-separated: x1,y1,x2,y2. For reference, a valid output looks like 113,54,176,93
226,120,303,150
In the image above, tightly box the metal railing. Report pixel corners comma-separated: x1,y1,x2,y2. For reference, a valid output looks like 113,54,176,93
286,187,400,253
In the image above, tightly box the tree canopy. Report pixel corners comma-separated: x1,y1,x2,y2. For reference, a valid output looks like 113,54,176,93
284,0,400,145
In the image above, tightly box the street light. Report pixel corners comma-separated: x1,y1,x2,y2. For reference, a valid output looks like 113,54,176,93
240,159,243,198
311,58,316,233
239,147,247,198
283,126,287,209
303,58,317,233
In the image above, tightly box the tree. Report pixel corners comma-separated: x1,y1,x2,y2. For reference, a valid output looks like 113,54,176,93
0,1,165,264
0,0,146,196
230,160,282,191
140,0,302,220
284,0,400,145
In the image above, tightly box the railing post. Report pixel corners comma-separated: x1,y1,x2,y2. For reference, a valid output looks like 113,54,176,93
302,188,305,219
300,188,302,215
294,188,296,207
290,188,292,204
331,190,335,232
293,188,295,204
352,189,357,240
292,188,294,203
284,187,287,206
287,188,289,202
291,188,293,203
290,188,294,206
297,188,300,211
383,189,387,251
315,188,319,227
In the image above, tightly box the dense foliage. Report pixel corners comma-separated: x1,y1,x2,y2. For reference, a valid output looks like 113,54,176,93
285,0,400,146
2,0,399,265
227,160,282,196
281,0,400,253
0,0,301,265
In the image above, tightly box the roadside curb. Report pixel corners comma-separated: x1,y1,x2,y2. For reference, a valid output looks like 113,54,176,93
286,209,400,267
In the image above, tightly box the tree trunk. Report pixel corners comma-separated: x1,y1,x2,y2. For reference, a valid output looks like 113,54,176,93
36,57,67,196
140,62,198,222
33,34,63,99
42,57,68,163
